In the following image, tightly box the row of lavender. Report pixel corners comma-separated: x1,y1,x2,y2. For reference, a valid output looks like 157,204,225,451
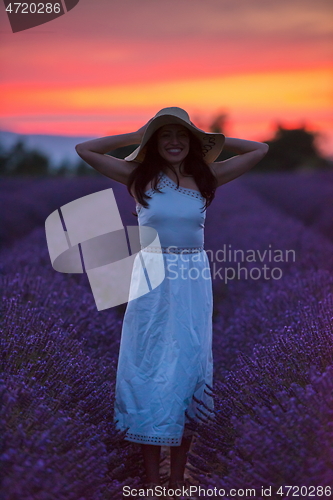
0,176,133,247
242,170,333,243
0,175,147,498
0,228,145,499
1,175,333,498
187,179,333,496
1,169,332,247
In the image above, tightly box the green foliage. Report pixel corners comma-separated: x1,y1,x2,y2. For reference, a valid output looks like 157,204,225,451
2,139,50,176
53,159,73,177
0,142,9,176
207,113,234,162
250,125,327,172
75,159,100,177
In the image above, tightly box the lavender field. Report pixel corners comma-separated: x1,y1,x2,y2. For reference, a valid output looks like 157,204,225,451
1,172,333,499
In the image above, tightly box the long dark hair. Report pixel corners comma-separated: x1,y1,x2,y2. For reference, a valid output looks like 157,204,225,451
127,127,218,215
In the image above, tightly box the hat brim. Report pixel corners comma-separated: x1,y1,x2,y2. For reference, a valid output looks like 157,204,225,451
125,114,225,164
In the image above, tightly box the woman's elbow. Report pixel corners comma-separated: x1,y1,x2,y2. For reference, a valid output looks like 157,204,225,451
254,142,269,159
75,143,86,157
261,143,269,155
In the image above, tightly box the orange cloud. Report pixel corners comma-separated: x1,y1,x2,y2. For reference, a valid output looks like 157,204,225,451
2,66,331,115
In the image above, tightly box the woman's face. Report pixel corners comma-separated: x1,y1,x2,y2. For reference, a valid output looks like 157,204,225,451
157,124,190,166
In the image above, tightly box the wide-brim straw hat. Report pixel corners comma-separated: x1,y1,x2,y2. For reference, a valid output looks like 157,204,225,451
125,107,225,164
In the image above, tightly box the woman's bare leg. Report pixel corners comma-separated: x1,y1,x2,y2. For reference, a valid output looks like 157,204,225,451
141,444,162,484
169,435,193,483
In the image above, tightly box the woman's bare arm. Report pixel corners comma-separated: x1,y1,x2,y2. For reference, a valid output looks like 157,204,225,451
75,120,152,184
209,137,269,187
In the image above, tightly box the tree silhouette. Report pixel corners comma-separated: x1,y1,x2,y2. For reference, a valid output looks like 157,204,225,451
207,113,328,171
209,113,228,134
208,112,234,162
0,141,8,176
75,159,99,176
55,159,72,177
1,139,50,176
251,124,327,172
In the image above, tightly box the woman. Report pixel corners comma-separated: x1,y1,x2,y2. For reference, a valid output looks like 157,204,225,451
75,107,269,499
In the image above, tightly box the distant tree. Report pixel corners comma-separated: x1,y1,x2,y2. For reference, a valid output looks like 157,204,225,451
0,141,8,175
2,139,50,176
15,150,49,176
252,124,328,172
209,113,228,134
2,140,24,175
206,114,329,172
75,159,99,176
53,159,73,177
208,112,234,162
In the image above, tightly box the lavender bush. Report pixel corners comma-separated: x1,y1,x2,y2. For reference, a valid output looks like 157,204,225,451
186,179,333,495
0,177,134,246
196,379,333,499
1,174,333,498
242,170,333,243
205,179,333,373
188,305,333,496
1,230,144,499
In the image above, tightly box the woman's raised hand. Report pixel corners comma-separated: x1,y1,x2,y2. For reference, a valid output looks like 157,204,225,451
75,116,156,185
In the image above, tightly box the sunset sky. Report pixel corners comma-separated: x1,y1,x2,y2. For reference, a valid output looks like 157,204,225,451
0,0,332,157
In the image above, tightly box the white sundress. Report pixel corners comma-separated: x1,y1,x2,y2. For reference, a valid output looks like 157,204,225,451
113,171,214,446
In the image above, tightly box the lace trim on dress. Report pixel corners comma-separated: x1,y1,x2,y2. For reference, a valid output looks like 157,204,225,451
158,173,204,200
136,172,205,215
124,426,196,445
125,432,182,446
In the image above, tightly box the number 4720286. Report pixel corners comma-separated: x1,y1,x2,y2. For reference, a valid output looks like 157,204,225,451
276,485,332,496
5,3,61,14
